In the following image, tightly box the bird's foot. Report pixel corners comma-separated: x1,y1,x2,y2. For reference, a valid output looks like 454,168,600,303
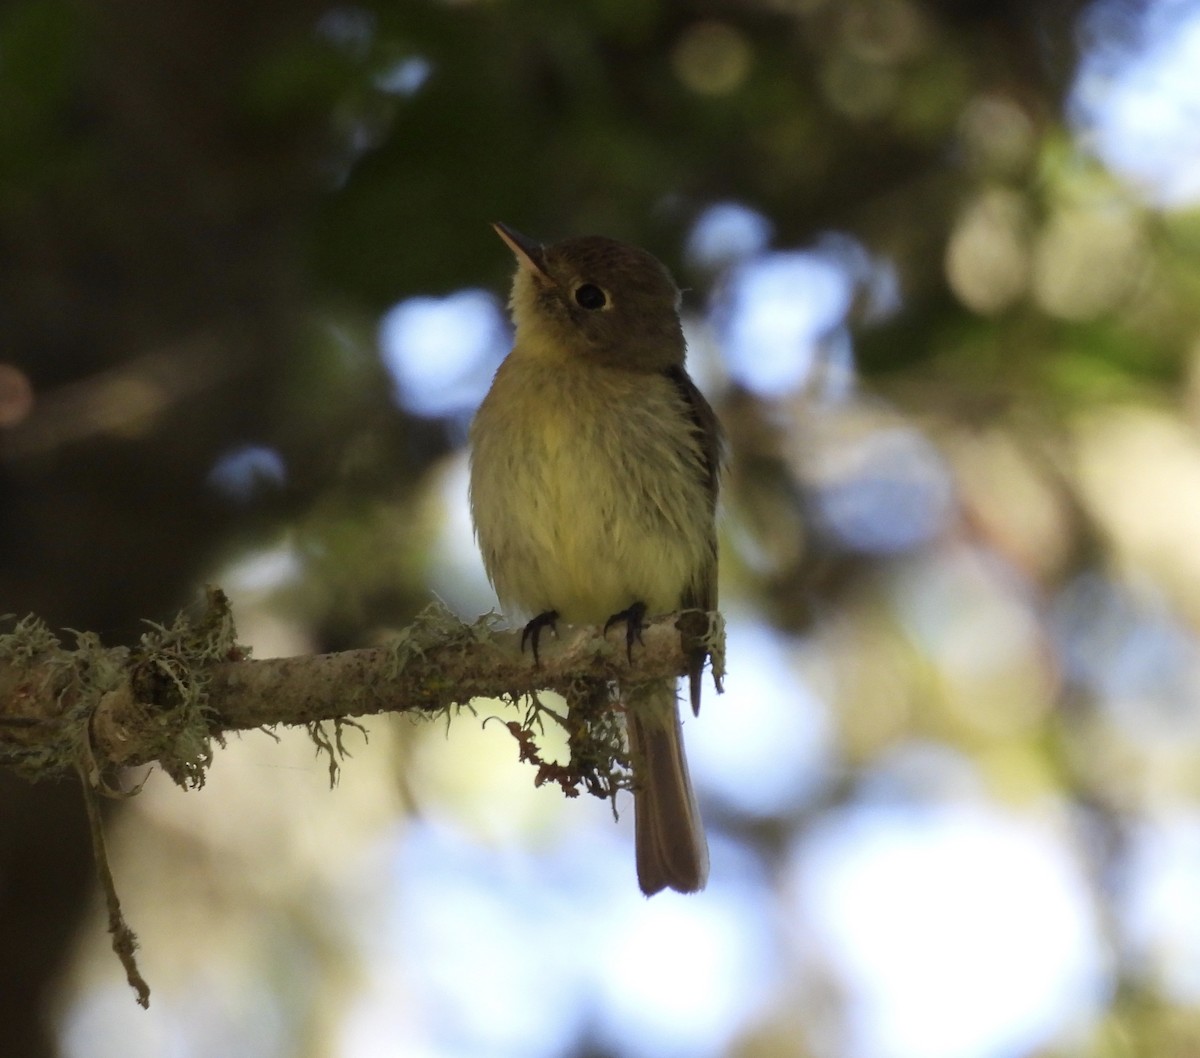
604,601,648,664
520,610,559,666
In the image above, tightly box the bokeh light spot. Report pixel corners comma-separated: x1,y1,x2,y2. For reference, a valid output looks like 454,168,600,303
717,250,855,395
1072,0,1200,205
686,201,773,270
0,363,34,426
378,289,507,418
672,21,753,95
793,796,1108,1058
945,188,1030,314
208,445,287,502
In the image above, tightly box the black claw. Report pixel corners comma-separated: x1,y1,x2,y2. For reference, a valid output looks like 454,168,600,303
604,601,647,664
521,610,559,666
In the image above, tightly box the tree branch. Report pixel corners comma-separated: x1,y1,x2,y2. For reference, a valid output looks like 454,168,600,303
0,590,724,786
0,589,724,1006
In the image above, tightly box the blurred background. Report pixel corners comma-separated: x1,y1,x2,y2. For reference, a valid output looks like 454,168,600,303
4,0,1200,1054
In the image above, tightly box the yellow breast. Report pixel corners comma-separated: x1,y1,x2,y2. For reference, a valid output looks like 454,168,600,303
468,351,711,624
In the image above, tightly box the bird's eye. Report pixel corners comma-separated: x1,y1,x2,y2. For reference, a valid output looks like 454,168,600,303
574,284,607,310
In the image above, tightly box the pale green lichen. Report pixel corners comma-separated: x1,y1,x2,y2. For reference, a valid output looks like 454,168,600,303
705,609,727,693
125,586,245,789
306,717,368,788
0,617,128,780
383,600,504,681
304,600,459,767
0,614,62,663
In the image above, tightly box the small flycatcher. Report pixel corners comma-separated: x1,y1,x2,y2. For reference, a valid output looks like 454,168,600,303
469,223,722,895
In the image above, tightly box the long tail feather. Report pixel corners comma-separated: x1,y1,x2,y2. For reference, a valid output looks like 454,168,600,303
627,681,708,895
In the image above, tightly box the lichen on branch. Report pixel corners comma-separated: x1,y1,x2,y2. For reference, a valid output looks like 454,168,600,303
0,589,724,1007
0,593,724,789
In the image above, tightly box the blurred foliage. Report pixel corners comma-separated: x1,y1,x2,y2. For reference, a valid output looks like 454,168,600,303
6,0,1200,1055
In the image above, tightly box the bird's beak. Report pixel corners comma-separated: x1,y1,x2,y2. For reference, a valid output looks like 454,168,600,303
493,222,552,280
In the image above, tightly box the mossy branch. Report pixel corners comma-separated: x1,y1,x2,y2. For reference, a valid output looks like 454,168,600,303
0,588,725,1007
0,590,725,787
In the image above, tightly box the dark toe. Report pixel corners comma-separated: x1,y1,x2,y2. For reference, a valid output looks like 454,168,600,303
604,601,647,663
521,610,559,666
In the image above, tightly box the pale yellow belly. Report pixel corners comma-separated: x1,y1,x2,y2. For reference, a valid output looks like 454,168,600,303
469,357,710,624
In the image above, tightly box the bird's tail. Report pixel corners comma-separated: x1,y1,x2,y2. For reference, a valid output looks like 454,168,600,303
626,679,708,895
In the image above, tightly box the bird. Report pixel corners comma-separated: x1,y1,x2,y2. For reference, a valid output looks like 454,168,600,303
469,221,722,895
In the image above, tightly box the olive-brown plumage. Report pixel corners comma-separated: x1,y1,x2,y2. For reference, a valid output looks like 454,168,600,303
469,223,721,895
